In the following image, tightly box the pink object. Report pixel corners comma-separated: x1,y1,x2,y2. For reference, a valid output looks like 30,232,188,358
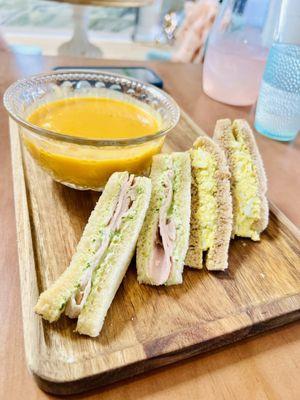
0,34,9,52
147,171,175,285
172,0,219,63
203,35,268,106
202,0,273,106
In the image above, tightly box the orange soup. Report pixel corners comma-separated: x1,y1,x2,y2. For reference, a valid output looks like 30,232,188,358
25,96,163,190
27,97,159,139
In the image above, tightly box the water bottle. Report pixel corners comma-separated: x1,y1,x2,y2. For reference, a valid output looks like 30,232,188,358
255,0,300,141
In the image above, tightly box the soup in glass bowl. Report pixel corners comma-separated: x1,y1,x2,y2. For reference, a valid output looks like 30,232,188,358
4,70,180,190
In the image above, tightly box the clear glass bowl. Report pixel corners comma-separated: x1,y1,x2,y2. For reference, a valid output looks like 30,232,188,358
4,70,180,190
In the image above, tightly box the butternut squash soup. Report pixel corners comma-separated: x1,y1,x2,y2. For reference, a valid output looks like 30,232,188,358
28,97,159,139
25,96,163,190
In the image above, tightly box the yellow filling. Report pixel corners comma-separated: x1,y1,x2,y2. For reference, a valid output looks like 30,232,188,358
190,148,217,250
229,129,261,240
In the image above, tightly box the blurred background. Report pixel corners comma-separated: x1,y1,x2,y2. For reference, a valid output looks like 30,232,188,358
3,0,298,141
0,0,218,61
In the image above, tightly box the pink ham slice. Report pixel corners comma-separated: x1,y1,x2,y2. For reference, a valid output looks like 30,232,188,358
108,174,135,232
65,175,135,319
147,170,176,285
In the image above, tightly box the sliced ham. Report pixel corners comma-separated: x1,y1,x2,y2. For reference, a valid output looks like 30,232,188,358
64,277,92,319
109,174,134,231
147,170,176,285
65,174,135,319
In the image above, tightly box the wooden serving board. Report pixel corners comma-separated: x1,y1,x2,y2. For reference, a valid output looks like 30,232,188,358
9,113,300,395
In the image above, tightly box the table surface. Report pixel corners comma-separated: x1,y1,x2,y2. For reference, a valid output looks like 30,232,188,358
1,50,299,400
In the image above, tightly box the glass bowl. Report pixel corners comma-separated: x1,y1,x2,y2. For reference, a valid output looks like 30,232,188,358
4,70,180,190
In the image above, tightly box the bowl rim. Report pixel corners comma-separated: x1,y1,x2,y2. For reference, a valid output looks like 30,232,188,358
3,69,180,147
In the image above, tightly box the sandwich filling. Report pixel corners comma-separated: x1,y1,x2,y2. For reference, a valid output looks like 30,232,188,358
229,127,261,240
65,174,137,318
190,148,218,252
148,169,176,285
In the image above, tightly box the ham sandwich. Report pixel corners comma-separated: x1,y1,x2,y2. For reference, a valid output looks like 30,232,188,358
136,152,191,285
35,172,151,337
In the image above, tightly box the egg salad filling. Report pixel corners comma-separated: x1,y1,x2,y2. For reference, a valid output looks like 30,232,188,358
190,148,218,251
230,128,261,240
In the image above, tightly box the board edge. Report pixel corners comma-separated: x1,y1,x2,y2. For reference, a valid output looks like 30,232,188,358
9,114,300,395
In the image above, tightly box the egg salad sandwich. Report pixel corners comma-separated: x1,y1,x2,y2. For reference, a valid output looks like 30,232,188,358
136,152,191,285
213,119,268,241
34,172,151,337
185,137,232,271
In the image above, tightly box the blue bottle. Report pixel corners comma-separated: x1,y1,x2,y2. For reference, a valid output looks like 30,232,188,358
255,0,300,141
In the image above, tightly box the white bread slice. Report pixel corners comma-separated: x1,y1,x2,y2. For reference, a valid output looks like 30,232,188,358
136,154,172,285
136,152,191,285
185,137,232,271
34,172,130,322
76,176,151,337
213,119,269,240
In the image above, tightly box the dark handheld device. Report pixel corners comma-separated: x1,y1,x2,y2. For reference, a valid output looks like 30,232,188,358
53,66,164,89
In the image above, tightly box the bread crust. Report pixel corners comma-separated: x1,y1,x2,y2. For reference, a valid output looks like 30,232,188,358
77,176,152,336
233,120,269,233
168,152,191,283
186,137,233,271
136,152,191,285
213,119,269,238
34,171,130,322
185,158,203,269
136,154,172,285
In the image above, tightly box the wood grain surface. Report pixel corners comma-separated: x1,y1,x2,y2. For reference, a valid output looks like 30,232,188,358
1,50,300,400
9,102,300,394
